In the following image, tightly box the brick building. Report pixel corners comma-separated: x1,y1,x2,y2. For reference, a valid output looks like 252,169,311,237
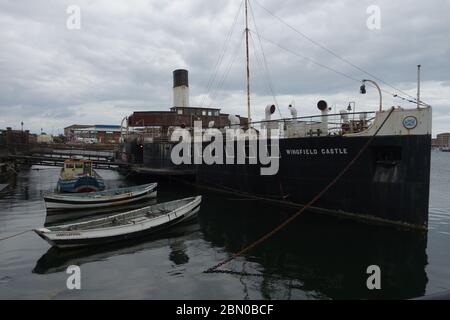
434,133,450,148
64,124,121,143
64,124,92,139
127,106,247,138
0,127,31,145
436,132,450,148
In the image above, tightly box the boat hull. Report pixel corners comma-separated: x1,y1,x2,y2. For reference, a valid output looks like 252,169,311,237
44,183,158,210
35,197,201,248
57,175,105,193
197,134,431,228
45,191,157,210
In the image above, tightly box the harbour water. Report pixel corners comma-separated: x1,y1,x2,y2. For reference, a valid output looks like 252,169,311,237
0,151,449,299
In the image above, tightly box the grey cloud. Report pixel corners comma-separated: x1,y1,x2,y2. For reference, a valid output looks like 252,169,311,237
0,0,449,135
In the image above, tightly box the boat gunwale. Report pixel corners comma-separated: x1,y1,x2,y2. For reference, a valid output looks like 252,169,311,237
35,205,201,247
44,183,157,201
39,196,201,235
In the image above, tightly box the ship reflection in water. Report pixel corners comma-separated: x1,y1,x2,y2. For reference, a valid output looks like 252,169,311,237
33,184,428,300
197,194,427,300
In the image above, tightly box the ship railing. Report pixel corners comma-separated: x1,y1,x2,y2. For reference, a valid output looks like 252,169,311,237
123,111,376,142
246,111,376,137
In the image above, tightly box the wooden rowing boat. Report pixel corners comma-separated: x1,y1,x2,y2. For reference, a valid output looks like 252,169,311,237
35,196,201,248
44,183,157,210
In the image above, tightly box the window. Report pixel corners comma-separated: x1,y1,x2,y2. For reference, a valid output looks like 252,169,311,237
177,109,183,115
75,163,83,169
202,111,206,116
208,111,212,116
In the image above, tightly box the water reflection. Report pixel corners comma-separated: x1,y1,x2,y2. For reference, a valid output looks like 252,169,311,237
197,195,428,300
27,172,430,300
33,221,199,275
169,241,189,265
0,175,16,196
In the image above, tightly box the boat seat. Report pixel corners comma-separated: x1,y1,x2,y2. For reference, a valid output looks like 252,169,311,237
130,217,148,224
145,209,170,218
154,209,171,214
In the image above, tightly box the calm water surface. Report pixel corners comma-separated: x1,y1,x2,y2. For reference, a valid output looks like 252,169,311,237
0,151,449,299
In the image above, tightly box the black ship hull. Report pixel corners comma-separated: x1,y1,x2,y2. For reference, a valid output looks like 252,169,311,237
196,134,431,228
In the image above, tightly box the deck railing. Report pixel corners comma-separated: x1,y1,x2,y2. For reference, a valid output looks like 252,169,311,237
123,111,377,143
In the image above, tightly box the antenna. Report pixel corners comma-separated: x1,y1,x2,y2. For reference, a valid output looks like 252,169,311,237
417,65,421,109
245,0,251,126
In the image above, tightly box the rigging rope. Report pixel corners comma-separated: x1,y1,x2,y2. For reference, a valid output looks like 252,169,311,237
252,0,427,105
252,31,431,108
393,94,431,107
248,0,283,119
253,31,361,83
204,107,396,275
0,229,32,242
208,31,246,108
248,32,282,118
200,0,244,108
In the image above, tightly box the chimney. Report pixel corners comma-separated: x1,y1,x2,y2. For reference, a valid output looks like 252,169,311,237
173,69,190,108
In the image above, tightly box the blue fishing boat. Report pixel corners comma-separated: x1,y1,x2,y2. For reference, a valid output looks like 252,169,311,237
57,159,105,193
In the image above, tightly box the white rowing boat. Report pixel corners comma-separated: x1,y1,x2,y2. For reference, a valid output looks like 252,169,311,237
35,196,201,248
44,183,157,210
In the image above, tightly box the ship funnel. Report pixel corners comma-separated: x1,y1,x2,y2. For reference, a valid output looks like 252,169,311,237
317,100,329,135
265,104,276,121
317,100,329,122
173,69,190,108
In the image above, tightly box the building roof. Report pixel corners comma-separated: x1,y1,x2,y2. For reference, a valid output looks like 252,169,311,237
94,125,121,129
74,125,121,132
64,124,93,130
170,106,221,111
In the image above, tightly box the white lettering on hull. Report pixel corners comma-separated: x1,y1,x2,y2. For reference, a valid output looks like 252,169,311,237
286,148,348,155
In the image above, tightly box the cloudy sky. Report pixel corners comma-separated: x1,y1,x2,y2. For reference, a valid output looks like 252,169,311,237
0,0,449,136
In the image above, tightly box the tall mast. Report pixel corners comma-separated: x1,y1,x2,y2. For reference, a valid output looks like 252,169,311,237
245,0,251,125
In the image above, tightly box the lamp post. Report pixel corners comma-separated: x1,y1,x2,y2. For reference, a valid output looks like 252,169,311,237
20,121,24,145
360,79,383,111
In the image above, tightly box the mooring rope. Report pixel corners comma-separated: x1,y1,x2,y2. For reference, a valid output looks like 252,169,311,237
204,107,396,275
0,229,32,242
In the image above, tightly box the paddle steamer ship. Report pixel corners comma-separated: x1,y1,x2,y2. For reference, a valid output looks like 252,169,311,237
121,1,432,229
